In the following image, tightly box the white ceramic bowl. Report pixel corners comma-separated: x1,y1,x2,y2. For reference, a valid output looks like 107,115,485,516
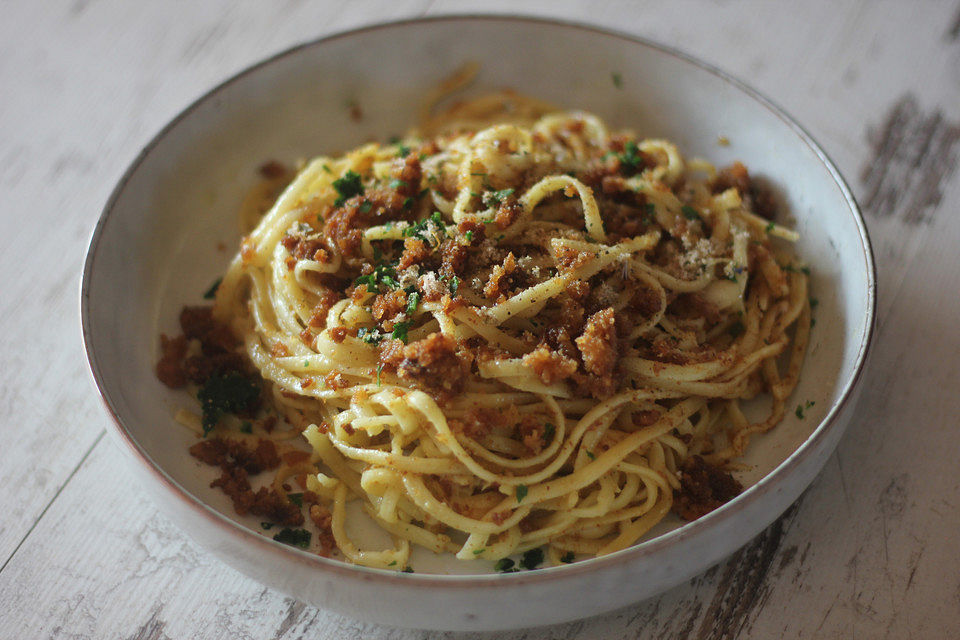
81,15,876,631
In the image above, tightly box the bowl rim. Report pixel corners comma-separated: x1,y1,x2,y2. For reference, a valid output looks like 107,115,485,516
80,13,878,589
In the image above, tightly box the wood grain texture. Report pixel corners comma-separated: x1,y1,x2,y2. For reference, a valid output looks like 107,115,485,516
1,0,959,637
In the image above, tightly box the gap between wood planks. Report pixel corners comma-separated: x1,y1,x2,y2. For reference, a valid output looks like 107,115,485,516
0,429,106,575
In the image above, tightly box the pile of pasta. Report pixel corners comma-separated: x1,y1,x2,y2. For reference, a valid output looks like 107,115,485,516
199,93,810,569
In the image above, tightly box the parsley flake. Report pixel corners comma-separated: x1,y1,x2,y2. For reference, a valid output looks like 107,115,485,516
273,528,311,549
516,484,528,503
357,327,384,345
333,170,363,206
795,400,816,419
494,558,516,573
405,292,421,315
391,320,411,344
287,493,304,507
611,72,623,88
197,371,261,436
519,548,545,570
618,140,644,173
681,205,701,220
203,277,222,300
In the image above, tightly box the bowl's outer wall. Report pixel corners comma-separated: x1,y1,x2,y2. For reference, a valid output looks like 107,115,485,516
83,16,876,631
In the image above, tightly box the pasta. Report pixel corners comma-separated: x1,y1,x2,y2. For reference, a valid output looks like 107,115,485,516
157,91,810,571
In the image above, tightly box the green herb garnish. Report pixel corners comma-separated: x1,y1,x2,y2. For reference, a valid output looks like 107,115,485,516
273,528,311,548
519,548,544,570
494,558,516,573
391,320,411,344
197,371,261,436
333,170,363,206
405,292,421,315
795,400,816,419
203,277,222,300
611,72,623,88
516,484,528,503
618,140,644,173
681,205,701,220
358,327,384,345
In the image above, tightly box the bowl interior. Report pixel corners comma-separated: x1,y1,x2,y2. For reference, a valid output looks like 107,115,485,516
84,17,872,576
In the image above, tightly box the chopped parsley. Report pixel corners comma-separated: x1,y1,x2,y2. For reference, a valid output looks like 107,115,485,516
401,566,414,573
449,276,460,294
273,528,311,549
391,320,411,344
472,548,485,555
516,484,528,503
611,71,623,88
560,551,576,564
203,277,222,300
287,493,304,507
618,140,644,173
405,292,421,315
585,450,596,461
260,522,275,530
397,144,411,157
543,423,556,441
465,229,474,242
765,221,775,233
402,196,413,209
810,297,819,308
388,560,397,566
795,400,816,419
389,178,408,190
197,371,261,436
483,188,515,207
359,200,372,214
402,212,446,242
681,205,701,220
376,362,383,387
333,170,363,206
519,548,544,570
354,263,399,292
358,327,384,345
494,558,516,573
322,164,332,174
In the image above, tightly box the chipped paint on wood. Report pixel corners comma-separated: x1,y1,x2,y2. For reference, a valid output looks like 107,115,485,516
860,94,960,225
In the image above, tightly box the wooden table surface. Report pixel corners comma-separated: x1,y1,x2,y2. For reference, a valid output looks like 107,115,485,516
2,1,959,637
